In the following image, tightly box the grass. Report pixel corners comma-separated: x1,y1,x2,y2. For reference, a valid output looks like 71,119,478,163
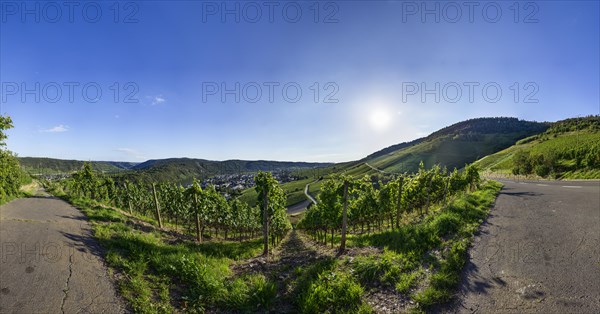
303,180,503,311
369,132,539,173
240,176,326,208
45,179,501,313
352,250,421,290
240,177,314,207
1,176,36,206
476,130,600,179
293,258,372,314
53,194,272,313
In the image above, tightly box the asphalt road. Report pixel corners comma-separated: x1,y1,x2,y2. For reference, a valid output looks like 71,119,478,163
444,179,600,313
0,194,126,313
287,199,312,215
304,180,318,205
286,180,319,215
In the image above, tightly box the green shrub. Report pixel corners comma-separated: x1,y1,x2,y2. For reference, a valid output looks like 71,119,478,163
300,271,367,314
353,250,418,288
431,212,462,237
226,274,276,311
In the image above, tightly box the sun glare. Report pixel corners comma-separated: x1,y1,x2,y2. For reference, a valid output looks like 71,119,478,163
369,108,392,131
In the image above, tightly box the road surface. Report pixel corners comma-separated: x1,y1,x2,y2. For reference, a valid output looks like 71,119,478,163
287,199,312,215
365,162,390,174
444,179,600,313
304,180,318,205
285,180,318,215
0,193,126,313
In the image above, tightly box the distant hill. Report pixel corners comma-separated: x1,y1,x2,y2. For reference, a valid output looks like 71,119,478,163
360,117,549,173
20,156,331,184
133,158,330,172
19,157,138,174
245,117,552,207
126,158,331,184
476,115,600,179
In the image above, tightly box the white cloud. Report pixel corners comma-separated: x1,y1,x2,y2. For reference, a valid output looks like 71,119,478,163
41,125,69,133
148,95,166,105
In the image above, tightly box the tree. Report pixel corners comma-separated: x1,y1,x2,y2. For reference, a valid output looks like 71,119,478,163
512,150,532,175
0,115,23,202
464,164,481,192
0,115,14,147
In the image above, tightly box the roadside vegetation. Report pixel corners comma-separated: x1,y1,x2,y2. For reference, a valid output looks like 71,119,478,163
0,115,31,205
46,169,288,313
477,115,600,179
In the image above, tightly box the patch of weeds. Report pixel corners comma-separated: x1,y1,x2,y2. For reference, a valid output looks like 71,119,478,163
352,250,418,288
429,212,462,238
395,269,422,293
293,258,370,313
226,273,277,312
413,181,502,309
300,270,370,314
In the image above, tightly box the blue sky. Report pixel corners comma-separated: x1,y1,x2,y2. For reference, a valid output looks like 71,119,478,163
1,1,598,162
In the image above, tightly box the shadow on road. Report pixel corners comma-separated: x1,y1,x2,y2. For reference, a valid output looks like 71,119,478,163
458,262,493,294
60,231,105,259
501,191,543,197
26,195,59,200
499,186,543,197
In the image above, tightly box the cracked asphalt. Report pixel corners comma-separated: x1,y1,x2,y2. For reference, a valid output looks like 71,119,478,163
0,194,126,313
444,179,600,313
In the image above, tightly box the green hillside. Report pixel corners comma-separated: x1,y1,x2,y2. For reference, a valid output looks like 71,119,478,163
19,156,330,184
364,117,549,173
19,157,135,174
248,117,550,207
476,116,600,179
123,158,331,185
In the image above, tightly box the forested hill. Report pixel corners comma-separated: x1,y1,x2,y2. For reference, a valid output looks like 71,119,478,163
132,158,330,172
21,155,331,184
361,117,549,173
19,157,137,174
126,158,331,183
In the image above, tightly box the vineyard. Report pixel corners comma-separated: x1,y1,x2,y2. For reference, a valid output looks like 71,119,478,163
298,162,481,251
47,163,291,249
3,111,509,314
36,157,496,313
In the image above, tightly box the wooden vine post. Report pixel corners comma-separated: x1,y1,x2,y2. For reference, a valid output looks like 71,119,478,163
339,179,349,255
152,183,163,228
396,176,404,229
262,188,269,256
194,193,202,243
124,183,133,215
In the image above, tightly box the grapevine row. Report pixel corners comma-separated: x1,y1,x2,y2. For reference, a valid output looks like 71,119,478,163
50,164,291,247
297,162,481,250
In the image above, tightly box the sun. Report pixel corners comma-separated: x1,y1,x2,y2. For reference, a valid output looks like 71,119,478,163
369,108,392,131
